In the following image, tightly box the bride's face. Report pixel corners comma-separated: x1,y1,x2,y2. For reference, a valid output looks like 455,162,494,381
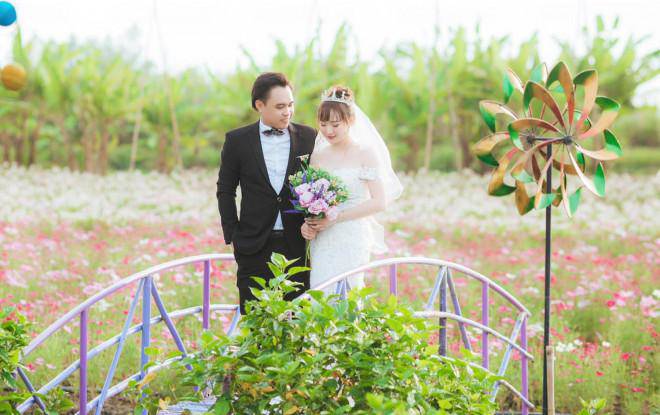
319,114,350,145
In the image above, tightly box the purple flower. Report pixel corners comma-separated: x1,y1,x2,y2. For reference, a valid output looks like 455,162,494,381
312,178,330,192
323,190,336,203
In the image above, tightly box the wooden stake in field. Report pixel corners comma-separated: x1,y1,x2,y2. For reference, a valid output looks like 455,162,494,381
547,345,556,415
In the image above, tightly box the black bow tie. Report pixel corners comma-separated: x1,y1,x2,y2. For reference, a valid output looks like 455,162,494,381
263,127,285,136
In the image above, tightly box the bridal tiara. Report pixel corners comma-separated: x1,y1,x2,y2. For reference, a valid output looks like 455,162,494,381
320,87,354,106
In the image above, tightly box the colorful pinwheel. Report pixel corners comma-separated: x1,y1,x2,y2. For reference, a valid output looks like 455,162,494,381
474,62,622,217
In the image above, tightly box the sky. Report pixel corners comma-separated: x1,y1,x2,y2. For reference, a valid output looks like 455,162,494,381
1,0,658,104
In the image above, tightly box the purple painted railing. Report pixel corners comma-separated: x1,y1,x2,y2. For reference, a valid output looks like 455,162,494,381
16,255,533,414
16,254,238,415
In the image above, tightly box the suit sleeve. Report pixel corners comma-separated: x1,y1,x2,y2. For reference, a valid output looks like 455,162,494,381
308,127,318,155
216,133,240,245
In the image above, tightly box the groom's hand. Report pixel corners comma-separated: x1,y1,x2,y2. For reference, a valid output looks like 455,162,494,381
301,222,317,240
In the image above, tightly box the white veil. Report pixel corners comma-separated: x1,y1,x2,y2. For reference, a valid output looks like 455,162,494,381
351,105,403,203
314,104,403,203
314,103,403,254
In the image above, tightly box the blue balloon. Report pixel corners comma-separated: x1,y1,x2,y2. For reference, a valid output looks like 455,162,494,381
0,1,16,27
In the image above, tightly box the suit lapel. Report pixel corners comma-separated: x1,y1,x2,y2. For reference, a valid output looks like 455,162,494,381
249,122,277,194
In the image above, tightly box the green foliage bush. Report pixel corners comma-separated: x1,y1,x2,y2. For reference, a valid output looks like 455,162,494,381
0,307,31,414
169,254,498,415
0,307,74,415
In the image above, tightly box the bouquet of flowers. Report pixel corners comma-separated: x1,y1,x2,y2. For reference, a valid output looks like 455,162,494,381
287,155,349,220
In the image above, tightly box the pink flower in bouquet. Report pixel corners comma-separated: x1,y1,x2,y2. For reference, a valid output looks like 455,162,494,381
299,191,315,207
295,183,311,195
308,199,329,215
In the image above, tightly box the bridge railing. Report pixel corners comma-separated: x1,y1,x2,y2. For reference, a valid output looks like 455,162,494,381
312,256,534,414
16,253,238,415
16,255,533,414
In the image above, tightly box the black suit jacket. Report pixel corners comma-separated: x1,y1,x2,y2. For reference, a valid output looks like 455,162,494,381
216,121,317,256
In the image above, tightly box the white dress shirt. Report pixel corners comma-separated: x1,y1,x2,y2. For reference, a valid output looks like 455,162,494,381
259,120,291,230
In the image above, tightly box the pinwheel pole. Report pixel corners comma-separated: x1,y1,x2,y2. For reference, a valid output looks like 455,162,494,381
539,136,555,414
474,62,622,415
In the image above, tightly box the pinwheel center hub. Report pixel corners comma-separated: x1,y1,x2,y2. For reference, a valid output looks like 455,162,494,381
561,135,574,145
523,133,574,146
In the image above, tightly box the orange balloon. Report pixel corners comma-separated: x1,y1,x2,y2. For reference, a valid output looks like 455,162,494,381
2,63,27,91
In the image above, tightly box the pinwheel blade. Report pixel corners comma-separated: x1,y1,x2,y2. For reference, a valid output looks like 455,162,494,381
579,97,620,139
547,62,575,126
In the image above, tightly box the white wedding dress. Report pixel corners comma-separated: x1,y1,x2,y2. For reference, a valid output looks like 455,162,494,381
307,102,402,295
309,165,386,295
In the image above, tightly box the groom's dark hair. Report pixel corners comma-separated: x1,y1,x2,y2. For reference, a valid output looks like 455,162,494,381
251,72,292,110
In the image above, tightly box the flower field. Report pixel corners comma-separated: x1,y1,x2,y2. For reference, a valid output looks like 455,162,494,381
1,165,657,413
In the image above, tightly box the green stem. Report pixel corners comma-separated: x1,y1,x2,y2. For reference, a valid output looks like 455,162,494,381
305,240,311,268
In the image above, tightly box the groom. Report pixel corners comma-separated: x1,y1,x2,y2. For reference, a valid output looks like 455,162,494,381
216,72,317,314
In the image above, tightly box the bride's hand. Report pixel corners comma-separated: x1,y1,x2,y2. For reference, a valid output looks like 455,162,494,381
301,222,317,240
305,215,337,232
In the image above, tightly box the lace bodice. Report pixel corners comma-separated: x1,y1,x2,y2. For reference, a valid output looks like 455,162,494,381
330,166,378,210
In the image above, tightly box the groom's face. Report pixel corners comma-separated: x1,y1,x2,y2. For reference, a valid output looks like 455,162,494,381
256,86,295,130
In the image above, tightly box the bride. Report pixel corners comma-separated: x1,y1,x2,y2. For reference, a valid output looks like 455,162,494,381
301,85,403,295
